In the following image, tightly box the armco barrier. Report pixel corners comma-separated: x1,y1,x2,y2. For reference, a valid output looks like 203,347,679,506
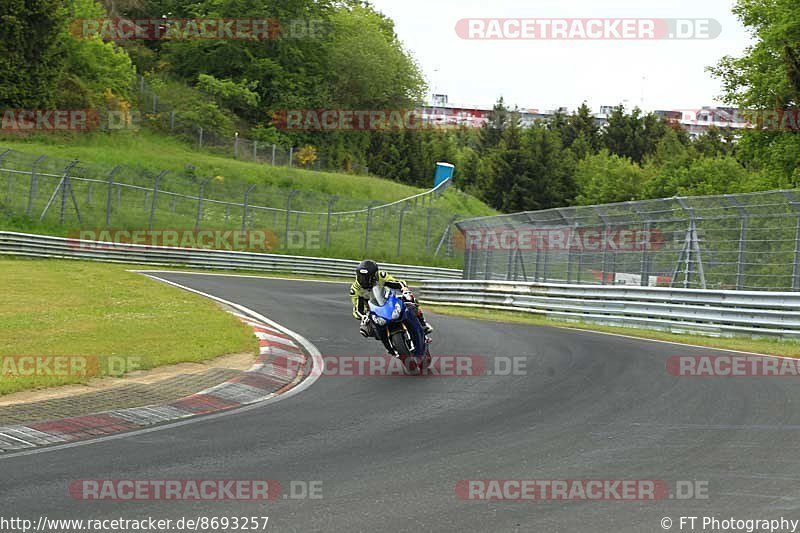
0,231,462,281
420,280,800,338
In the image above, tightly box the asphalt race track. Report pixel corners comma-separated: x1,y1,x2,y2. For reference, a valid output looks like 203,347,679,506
3,273,800,532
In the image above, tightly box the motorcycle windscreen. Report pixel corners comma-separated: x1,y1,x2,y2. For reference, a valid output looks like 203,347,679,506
369,291,401,321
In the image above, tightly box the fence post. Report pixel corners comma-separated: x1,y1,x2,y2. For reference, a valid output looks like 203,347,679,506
325,196,338,248
253,140,258,161
198,127,204,148
148,170,166,230
424,208,433,253
0,149,12,207
242,184,256,231
195,178,211,230
782,192,800,291
105,165,121,225
289,147,294,167
364,202,378,252
284,190,298,248
27,155,46,217
396,203,410,257
234,132,239,159
170,110,175,131
593,206,610,285
271,144,276,165
39,160,79,224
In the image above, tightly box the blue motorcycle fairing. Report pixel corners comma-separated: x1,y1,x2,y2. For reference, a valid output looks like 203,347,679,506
368,289,427,358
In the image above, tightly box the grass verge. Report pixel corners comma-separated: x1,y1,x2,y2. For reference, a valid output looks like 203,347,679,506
0,256,258,395
0,130,495,216
425,304,800,357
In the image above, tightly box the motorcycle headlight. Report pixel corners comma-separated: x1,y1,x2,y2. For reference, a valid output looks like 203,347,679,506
372,314,386,326
391,303,402,320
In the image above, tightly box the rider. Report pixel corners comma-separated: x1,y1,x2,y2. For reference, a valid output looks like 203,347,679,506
351,260,433,354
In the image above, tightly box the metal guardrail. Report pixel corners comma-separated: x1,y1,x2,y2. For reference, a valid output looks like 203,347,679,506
420,279,800,338
0,231,462,281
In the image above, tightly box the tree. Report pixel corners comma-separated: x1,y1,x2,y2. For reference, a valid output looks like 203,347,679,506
602,105,667,163
0,0,66,107
563,102,599,152
709,0,800,110
575,151,645,205
708,0,800,188
477,98,509,153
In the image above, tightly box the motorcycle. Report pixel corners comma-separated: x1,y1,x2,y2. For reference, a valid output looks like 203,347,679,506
368,285,432,375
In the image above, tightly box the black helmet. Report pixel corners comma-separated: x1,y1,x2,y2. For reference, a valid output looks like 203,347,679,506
356,259,379,289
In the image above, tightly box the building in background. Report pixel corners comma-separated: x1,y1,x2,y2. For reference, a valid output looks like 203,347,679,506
421,96,752,138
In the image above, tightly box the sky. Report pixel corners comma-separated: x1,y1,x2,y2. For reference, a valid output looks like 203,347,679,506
368,0,753,113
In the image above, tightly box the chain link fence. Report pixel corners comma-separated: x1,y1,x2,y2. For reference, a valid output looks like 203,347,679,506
457,190,800,291
131,76,366,173
0,147,461,265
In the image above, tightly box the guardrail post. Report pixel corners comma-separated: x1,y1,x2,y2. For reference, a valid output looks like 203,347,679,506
148,170,166,231
241,185,255,231
27,155,46,217
325,196,338,248
284,190,298,248
195,178,210,230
